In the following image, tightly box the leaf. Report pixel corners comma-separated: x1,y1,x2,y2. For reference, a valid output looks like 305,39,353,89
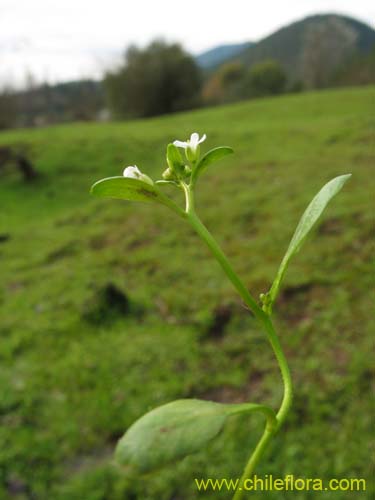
166,143,184,174
90,176,184,217
192,146,234,183
115,399,275,473
268,174,351,309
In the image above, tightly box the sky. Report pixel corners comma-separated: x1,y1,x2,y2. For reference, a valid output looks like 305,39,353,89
0,0,374,87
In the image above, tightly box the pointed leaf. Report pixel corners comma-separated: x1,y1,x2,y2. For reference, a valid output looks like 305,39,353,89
90,176,184,217
192,146,234,183
268,174,351,309
115,399,275,473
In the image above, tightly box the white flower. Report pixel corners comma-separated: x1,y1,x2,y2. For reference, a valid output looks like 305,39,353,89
173,132,206,154
123,165,153,185
123,165,142,179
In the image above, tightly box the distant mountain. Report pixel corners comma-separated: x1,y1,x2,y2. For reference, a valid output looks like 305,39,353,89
204,14,375,86
196,42,253,69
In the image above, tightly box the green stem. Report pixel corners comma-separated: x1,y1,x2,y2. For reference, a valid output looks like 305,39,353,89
232,427,274,500
227,403,277,431
182,184,262,319
181,182,293,500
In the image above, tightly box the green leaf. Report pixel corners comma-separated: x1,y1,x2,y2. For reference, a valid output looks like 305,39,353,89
166,143,184,174
192,146,234,183
90,176,184,217
115,399,275,473
268,174,351,310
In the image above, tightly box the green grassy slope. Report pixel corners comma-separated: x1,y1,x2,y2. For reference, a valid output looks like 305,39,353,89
0,86,374,499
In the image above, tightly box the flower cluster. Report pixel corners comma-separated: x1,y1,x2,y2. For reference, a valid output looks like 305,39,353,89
123,132,206,184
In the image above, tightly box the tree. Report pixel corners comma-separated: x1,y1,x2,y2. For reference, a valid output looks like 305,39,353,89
245,60,287,98
0,86,18,130
332,47,375,87
105,40,201,118
202,61,246,104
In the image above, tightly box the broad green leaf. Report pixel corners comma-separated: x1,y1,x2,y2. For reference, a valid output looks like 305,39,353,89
115,399,275,473
90,176,184,217
192,146,234,183
267,174,351,310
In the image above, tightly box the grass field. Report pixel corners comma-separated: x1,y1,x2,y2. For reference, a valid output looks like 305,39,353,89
0,86,374,499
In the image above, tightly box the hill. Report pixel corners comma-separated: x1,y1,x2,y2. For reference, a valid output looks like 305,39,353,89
0,86,374,499
209,14,375,87
196,42,253,69
15,80,105,128
3,14,374,130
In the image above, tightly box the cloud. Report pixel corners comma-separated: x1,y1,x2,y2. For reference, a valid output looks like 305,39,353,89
0,0,374,85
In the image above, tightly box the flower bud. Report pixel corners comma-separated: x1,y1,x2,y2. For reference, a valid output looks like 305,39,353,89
183,165,192,177
162,167,175,180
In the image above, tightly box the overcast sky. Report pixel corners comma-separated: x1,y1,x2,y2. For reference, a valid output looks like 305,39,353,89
1,0,374,86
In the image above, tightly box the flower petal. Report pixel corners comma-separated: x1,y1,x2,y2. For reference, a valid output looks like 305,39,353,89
123,165,141,178
173,140,188,149
123,165,154,185
190,133,199,148
198,133,207,145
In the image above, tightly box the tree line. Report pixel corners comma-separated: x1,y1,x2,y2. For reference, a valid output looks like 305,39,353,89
1,39,374,130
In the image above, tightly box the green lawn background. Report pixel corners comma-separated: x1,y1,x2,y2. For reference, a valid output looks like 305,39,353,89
0,86,374,499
